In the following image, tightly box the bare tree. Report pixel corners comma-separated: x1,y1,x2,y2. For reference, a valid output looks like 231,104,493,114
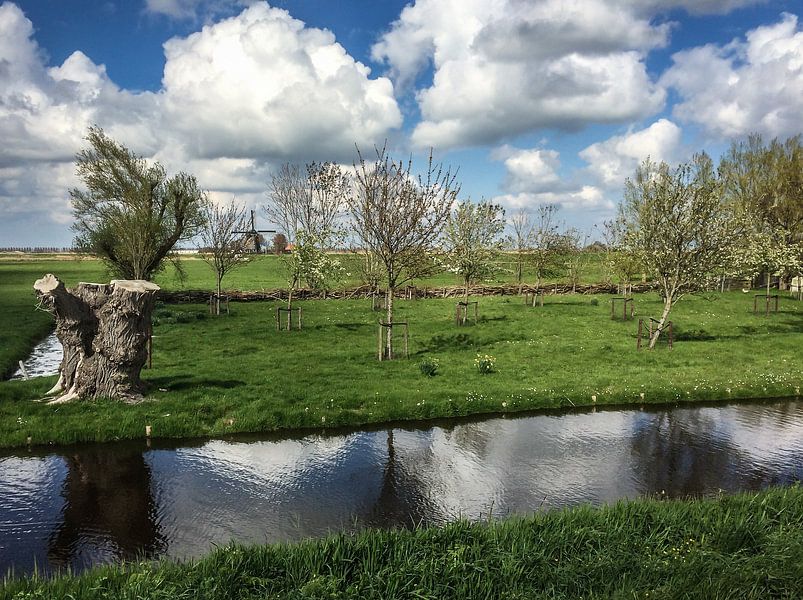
561,227,590,293
528,204,562,294
508,209,534,293
199,199,250,315
601,219,643,295
265,162,350,244
443,200,506,301
620,155,741,349
349,146,459,359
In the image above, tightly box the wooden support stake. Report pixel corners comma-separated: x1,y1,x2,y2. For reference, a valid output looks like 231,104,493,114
668,321,673,350
637,318,643,350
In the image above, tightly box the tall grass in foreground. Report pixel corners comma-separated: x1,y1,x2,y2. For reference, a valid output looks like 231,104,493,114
3,486,802,599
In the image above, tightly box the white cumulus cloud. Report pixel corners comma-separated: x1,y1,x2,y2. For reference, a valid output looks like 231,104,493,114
579,118,683,188
159,3,401,162
661,13,803,140
373,0,668,149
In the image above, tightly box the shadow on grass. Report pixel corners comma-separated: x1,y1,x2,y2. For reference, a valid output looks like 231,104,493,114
146,377,246,391
334,323,365,331
423,333,478,352
478,315,508,323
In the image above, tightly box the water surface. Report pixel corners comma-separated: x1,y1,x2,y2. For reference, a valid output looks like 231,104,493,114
1,399,801,576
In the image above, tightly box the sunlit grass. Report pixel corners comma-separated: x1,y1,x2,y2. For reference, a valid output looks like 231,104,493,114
3,485,801,599
1,286,800,448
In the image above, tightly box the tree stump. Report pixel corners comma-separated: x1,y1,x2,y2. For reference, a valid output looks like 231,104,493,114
33,274,160,404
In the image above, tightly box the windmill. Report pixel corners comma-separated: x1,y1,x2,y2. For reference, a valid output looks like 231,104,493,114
234,210,276,254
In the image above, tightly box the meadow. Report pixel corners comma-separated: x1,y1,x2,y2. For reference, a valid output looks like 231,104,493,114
3,485,801,599
1,253,801,449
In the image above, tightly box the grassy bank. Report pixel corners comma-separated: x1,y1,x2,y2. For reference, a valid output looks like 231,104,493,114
1,284,801,448
4,485,802,599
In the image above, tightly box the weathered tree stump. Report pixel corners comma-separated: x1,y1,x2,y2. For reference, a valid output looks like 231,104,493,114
33,274,160,403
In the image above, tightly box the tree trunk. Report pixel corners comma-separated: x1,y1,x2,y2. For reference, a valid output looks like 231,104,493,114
649,297,673,350
216,276,223,316
34,274,160,403
385,287,394,360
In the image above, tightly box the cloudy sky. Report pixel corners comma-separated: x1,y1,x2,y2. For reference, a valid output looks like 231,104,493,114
1,0,801,246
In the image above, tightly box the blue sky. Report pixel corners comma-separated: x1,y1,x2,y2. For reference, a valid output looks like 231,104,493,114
1,0,802,246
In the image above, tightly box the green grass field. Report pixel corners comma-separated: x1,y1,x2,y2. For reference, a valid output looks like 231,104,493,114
1,253,801,448
4,485,801,599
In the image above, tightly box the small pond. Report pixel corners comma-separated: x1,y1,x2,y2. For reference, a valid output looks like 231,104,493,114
1,399,801,577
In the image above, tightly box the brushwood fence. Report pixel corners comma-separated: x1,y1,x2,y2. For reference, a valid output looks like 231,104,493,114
158,282,656,304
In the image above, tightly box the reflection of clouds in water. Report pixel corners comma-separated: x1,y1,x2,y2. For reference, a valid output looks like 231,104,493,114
725,403,803,462
410,411,643,517
0,456,66,576
145,433,389,560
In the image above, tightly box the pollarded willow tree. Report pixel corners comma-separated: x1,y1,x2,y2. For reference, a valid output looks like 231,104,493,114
349,146,459,359
443,200,506,301
71,126,206,280
34,274,160,403
198,199,250,315
620,154,742,349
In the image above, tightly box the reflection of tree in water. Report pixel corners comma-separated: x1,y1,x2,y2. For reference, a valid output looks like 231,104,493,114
48,445,164,571
362,430,442,529
630,409,785,498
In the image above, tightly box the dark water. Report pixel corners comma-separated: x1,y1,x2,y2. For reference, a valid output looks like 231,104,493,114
1,400,802,577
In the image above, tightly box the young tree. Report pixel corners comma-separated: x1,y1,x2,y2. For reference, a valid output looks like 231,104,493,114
528,204,562,294
601,218,643,295
198,200,250,315
265,162,350,244
508,209,535,293
283,229,346,309
349,146,459,359
561,227,590,293
620,155,741,349
443,200,506,301
71,126,205,280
